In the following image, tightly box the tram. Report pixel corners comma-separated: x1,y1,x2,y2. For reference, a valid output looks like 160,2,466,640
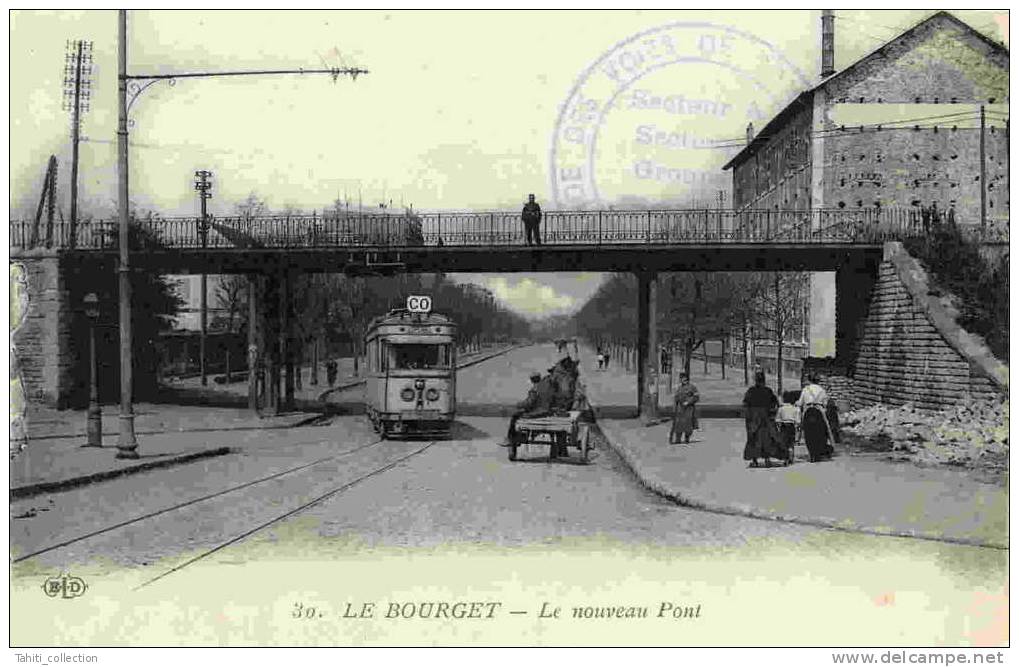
364,307,457,438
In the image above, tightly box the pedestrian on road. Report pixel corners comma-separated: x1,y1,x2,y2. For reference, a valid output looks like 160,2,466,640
797,374,835,463
669,372,699,444
775,391,800,465
325,360,338,387
596,347,605,370
603,351,611,369
742,370,784,468
521,193,542,246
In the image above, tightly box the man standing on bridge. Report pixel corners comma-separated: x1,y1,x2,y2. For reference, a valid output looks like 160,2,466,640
522,194,542,246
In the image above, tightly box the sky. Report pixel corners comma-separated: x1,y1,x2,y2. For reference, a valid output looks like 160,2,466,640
9,9,1008,317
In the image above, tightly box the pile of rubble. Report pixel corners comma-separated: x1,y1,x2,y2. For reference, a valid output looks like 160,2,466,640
842,399,1009,468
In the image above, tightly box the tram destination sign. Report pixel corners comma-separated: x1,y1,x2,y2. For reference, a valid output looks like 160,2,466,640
406,295,432,313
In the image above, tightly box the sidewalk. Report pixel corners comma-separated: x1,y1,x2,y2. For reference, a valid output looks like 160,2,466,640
166,357,363,403
582,346,749,415
11,403,320,500
579,348,1008,549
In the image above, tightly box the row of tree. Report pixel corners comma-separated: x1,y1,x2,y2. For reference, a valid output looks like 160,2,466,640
570,271,810,391
213,271,530,384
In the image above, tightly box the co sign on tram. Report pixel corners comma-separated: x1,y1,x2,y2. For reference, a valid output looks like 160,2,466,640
407,296,432,313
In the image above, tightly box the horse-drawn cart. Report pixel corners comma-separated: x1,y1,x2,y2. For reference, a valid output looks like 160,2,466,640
509,410,591,463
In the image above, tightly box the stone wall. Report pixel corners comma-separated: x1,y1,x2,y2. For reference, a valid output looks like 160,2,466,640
851,242,1006,410
10,254,76,408
801,358,853,410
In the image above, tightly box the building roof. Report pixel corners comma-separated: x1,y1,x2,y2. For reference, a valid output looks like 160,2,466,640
722,11,1009,171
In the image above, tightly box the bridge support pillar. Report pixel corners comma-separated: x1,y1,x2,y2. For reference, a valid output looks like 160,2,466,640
247,274,260,413
263,276,280,415
636,271,659,424
835,254,879,370
281,270,295,412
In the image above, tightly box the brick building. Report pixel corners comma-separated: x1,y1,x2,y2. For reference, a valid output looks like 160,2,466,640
723,10,1008,358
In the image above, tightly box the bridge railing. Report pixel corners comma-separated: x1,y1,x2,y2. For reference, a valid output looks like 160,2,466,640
9,208,1005,250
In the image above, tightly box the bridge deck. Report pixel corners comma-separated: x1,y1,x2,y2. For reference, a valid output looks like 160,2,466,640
10,208,1000,273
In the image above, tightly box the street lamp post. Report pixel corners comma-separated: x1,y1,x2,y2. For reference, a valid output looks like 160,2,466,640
83,292,102,448
115,10,138,459
194,170,213,386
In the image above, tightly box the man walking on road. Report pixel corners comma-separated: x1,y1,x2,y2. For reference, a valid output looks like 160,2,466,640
522,193,542,246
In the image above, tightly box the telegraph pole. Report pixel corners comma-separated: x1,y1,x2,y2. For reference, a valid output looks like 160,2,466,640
116,11,138,459
63,39,93,248
194,170,213,385
979,105,987,230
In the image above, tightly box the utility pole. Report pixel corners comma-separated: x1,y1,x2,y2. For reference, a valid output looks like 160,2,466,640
194,170,213,386
115,11,137,459
115,9,370,440
63,39,93,248
979,105,987,230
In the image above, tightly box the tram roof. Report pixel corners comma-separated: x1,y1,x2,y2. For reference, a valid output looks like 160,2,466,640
367,308,456,331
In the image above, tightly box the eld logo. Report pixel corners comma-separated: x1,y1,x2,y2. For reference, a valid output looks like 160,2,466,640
42,574,88,599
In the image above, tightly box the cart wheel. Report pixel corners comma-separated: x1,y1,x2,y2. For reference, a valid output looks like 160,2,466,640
508,443,518,461
580,427,590,463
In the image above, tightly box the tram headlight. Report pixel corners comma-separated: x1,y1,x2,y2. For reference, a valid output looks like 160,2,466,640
400,387,415,402
414,379,426,390
426,388,440,401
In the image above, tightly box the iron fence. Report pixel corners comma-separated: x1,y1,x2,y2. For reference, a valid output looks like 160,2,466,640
9,208,1006,251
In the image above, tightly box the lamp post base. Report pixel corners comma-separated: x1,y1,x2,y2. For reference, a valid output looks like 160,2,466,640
115,414,139,459
83,405,103,447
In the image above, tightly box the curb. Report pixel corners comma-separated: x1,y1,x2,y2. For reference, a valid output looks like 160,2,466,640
24,413,323,443
10,447,233,501
590,410,1007,551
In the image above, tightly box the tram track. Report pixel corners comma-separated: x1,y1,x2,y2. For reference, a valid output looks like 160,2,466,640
11,436,388,564
134,439,436,590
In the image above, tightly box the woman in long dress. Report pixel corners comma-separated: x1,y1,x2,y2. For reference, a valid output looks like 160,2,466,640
742,370,784,467
798,375,835,462
669,373,699,444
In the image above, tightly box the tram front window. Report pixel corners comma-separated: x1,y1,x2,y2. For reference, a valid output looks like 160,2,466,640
391,344,450,370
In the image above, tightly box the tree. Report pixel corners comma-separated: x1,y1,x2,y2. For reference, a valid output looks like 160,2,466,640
214,275,248,333
70,218,184,404
236,192,269,219
725,273,768,385
750,272,807,394
658,272,735,378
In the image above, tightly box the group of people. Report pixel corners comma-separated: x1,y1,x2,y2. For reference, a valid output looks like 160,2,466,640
500,356,583,455
665,369,840,466
594,347,612,370
742,371,839,467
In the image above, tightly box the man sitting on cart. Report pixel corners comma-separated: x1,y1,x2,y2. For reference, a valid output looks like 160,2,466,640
500,371,555,447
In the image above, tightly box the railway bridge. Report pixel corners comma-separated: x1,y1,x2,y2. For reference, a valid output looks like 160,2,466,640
9,207,982,416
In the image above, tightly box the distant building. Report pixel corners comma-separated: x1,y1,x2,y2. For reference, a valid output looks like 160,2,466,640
723,10,1009,357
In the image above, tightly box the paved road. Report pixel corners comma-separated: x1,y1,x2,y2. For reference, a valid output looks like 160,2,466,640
10,345,1007,646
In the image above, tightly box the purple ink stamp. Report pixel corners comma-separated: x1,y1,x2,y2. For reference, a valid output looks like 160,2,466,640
550,22,811,208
